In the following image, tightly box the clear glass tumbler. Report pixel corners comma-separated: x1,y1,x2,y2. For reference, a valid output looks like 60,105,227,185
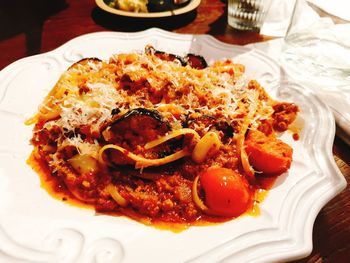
281,0,350,86
227,0,272,31
280,0,350,140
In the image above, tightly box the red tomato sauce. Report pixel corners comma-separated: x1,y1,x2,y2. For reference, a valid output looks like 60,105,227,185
27,150,279,232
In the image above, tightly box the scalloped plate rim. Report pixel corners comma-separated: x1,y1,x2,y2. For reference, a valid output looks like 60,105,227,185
0,29,278,75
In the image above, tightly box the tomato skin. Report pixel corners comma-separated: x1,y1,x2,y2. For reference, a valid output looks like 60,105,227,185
245,130,293,175
200,167,251,217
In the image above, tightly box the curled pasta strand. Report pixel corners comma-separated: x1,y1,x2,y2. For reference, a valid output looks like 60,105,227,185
236,90,260,180
238,136,255,179
144,128,200,150
25,115,40,125
98,144,189,169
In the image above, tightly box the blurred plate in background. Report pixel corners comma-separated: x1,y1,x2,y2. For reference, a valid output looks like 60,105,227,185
95,0,201,18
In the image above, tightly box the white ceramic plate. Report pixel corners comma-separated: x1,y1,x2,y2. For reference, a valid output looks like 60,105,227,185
95,0,201,18
0,29,346,263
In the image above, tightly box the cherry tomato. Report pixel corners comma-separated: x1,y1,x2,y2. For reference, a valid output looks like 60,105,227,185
200,167,251,217
245,130,293,175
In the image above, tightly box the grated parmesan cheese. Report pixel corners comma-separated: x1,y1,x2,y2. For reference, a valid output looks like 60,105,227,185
34,49,275,156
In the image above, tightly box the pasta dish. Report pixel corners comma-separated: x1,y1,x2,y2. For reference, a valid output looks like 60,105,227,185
26,46,299,229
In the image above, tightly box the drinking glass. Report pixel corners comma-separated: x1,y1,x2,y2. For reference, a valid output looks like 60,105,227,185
227,0,273,31
281,0,350,87
280,0,350,142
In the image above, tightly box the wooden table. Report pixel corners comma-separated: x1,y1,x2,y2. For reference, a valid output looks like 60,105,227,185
0,0,349,261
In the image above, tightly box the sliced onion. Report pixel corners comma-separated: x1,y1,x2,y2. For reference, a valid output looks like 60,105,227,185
192,131,221,163
106,184,128,207
192,175,209,212
238,135,255,179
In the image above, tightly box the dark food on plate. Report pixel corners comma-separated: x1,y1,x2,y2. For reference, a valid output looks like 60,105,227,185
107,0,190,13
26,46,299,229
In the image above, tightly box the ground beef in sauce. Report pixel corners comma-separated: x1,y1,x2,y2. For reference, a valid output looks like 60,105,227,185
27,49,299,228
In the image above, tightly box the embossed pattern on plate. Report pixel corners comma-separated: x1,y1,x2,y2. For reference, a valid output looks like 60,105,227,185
0,29,346,263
